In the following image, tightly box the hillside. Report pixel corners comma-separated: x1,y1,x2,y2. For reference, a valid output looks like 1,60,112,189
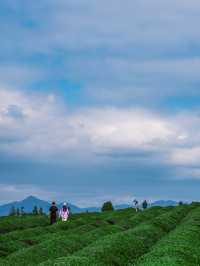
0,203,200,265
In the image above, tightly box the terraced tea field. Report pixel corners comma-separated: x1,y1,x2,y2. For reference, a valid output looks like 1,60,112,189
0,203,200,265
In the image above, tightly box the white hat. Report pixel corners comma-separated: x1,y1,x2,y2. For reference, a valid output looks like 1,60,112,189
63,202,67,206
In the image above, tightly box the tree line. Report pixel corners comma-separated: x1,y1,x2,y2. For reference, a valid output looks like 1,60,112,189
10,199,185,216
9,199,151,216
9,206,44,216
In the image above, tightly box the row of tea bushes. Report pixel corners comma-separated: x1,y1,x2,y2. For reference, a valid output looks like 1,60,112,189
39,205,192,266
134,207,200,266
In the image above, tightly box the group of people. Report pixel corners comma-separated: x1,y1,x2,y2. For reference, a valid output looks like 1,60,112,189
49,202,70,225
133,199,148,212
49,199,148,225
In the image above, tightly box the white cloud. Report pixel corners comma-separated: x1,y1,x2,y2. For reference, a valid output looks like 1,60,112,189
171,147,200,167
0,88,198,166
0,89,172,158
69,108,175,151
1,87,200,185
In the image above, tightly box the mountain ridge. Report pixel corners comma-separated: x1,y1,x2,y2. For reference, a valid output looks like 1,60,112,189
0,196,82,216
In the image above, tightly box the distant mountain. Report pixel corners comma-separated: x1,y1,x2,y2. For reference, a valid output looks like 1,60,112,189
0,196,82,216
150,200,178,207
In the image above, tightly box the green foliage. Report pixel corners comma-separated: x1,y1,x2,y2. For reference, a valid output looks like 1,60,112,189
101,201,114,212
0,215,49,234
0,204,198,266
62,205,191,266
3,224,122,265
39,256,103,266
128,206,171,228
134,207,200,266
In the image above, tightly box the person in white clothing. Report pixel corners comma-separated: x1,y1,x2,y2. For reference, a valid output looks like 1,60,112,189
59,202,70,221
133,199,139,212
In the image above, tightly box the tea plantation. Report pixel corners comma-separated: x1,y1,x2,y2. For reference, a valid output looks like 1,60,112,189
0,203,200,265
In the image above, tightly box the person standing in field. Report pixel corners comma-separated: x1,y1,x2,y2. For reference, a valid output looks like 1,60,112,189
49,201,58,225
59,202,70,222
142,200,148,210
133,199,139,212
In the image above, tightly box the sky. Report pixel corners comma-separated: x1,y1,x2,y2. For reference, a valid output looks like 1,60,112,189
1,0,200,206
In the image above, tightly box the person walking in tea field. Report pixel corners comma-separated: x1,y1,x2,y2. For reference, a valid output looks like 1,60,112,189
142,200,148,210
133,199,139,212
59,202,70,222
49,201,58,225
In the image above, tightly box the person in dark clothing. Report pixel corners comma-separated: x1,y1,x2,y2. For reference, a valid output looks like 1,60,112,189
49,201,58,225
142,200,148,210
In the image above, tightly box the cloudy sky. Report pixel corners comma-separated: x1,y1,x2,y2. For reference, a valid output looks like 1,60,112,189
1,0,200,206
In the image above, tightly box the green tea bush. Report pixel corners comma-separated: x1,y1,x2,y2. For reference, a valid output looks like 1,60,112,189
0,213,109,256
40,255,103,266
37,207,172,266
0,205,196,266
101,201,114,212
134,207,200,266
0,215,49,234
2,224,122,266
128,206,172,229
56,205,191,266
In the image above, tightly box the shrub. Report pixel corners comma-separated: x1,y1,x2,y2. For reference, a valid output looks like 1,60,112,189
0,204,196,266
48,205,191,266
39,256,103,266
0,212,114,257
101,201,114,212
2,224,122,265
134,207,200,266
0,215,49,234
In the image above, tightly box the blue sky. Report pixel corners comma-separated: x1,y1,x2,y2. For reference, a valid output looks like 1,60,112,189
1,0,200,206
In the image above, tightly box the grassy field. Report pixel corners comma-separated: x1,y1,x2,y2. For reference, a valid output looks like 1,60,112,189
0,204,199,265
